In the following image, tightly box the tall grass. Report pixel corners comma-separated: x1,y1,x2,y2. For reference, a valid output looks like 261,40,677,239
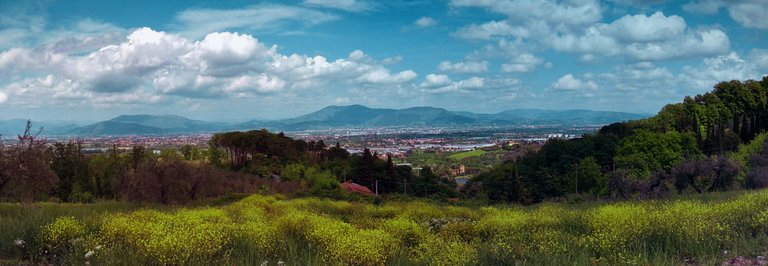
2,190,768,265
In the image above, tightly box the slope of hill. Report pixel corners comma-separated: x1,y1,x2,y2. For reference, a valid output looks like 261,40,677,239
68,115,227,136
68,121,164,136
364,107,476,126
241,105,648,131
60,106,647,135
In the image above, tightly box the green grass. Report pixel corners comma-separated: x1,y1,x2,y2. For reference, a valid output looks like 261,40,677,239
3,190,768,265
448,149,487,160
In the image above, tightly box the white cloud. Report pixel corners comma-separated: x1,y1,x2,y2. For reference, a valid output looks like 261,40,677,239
415,17,438,28
438,60,488,73
597,62,675,93
549,12,730,60
552,74,598,90
174,4,338,38
356,69,417,84
303,0,375,12
680,52,754,89
684,0,768,29
500,53,543,73
599,12,686,43
752,49,768,71
382,55,402,65
427,77,485,93
0,27,419,107
420,74,452,87
452,2,731,62
451,0,602,30
0,91,6,103
727,2,768,29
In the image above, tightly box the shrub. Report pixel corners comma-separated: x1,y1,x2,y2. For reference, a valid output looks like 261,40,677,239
40,216,87,248
99,208,233,264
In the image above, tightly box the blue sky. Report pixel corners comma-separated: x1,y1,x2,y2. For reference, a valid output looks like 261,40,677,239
0,0,766,121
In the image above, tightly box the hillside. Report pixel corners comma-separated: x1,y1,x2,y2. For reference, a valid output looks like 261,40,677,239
240,105,647,131
57,106,647,136
68,115,226,135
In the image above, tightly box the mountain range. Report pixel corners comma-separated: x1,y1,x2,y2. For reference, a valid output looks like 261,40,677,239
1,105,649,136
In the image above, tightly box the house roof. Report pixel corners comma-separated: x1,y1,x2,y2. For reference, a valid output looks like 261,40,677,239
340,181,374,195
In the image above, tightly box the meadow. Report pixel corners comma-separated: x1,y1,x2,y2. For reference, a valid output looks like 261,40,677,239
448,149,487,160
2,190,768,265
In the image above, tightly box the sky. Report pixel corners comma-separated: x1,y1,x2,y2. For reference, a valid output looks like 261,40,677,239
0,0,767,122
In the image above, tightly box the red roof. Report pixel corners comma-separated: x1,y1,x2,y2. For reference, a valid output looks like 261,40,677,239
341,181,374,195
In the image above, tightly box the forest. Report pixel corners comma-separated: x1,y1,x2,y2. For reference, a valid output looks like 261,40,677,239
466,76,768,203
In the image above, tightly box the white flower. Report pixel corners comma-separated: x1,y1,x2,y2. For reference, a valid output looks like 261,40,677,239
84,250,95,259
277,260,285,266
14,239,25,247
94,245,103,250
260,261,269,266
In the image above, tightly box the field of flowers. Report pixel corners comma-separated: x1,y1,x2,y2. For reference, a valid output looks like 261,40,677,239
2,190,768,265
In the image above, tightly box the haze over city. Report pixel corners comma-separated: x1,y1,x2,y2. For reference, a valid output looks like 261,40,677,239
0,0,767,121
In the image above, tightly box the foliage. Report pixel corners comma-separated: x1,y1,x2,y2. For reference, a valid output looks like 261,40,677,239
1,190,767,265
0,120,58,202
467,76,768,203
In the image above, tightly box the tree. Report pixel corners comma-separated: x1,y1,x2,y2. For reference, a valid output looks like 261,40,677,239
49,141,91,202
577,157,607,196
615,130,699,176
0,120,58,201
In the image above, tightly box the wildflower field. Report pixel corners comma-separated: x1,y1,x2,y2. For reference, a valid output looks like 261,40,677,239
3,191,768,265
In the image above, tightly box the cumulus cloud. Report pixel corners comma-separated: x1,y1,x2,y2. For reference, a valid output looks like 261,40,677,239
552,74,598,90
356,69,417,84
680,52,756,89
0,27,419,107
684,0,768,29
597,62,675,94
500,53,544,73
415,17,438,28
438,60,488,73
549,12,730,60
174,4,338,38
420,74,452,87
426,77,485,94
452,0,731,62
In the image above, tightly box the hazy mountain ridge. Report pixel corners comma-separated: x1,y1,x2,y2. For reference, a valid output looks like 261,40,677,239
26,105,648,136
0,119,83,137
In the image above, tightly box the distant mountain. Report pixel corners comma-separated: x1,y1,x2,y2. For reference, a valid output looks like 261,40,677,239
364,107,475,126
238,105,647,131
69,121,164,136
53,105,648,136
0,119,31,136
484,109,648,125
0,119,84,136
68,115,228,136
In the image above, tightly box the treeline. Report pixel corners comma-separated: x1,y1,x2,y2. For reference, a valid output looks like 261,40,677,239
0,126,458,203
465,76,768,203
210,130,458,198
0,123,301,203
